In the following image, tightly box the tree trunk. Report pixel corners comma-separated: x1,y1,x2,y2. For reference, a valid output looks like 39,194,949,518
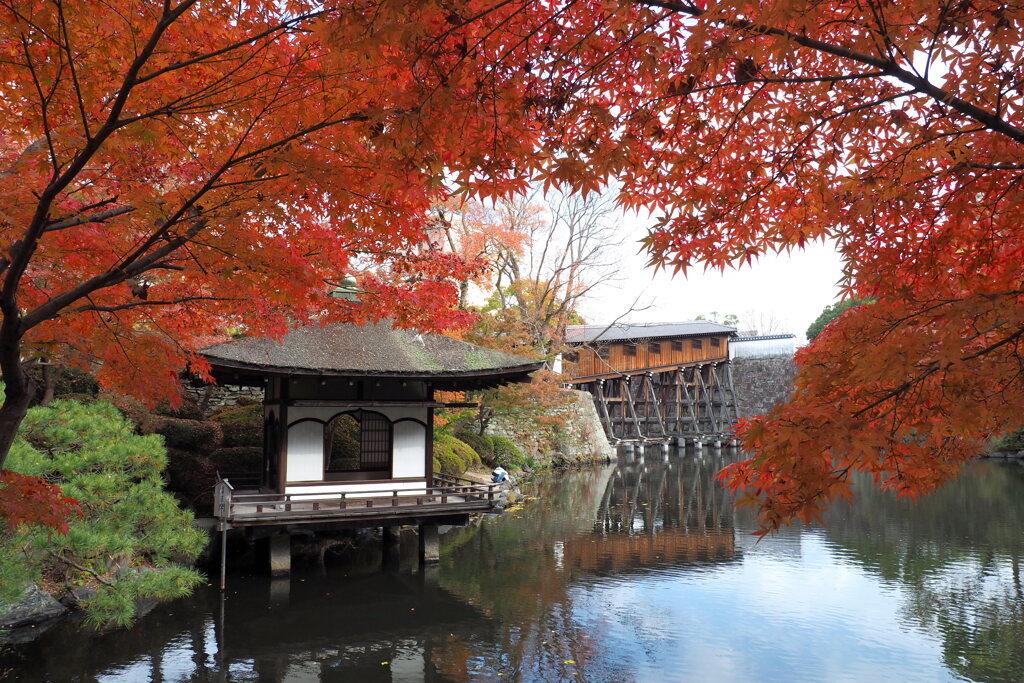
0,310,33,470
0,380,33,471
41,364,55,405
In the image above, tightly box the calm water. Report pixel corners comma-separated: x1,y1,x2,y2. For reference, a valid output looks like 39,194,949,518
4,450,1024,682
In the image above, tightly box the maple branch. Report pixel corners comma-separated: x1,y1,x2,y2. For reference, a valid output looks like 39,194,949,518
129,8,328,88
634,0,1024,146
43,205,136,233
72,297,234,315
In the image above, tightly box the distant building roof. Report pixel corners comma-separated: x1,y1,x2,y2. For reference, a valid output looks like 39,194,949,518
565,321,738,345
202,321,542,388
732,333,796,342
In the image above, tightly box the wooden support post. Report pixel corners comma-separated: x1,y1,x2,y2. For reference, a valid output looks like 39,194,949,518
219,524,227,592
594,380,615,442
720,360,740,434
383,526,401,570
645,372,668,439
679,367,700,440
623,376,644,440
695,365,719,437
419,523,440,565
268,533,291,578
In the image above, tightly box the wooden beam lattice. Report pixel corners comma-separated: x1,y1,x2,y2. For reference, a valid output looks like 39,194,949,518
577,360,738,443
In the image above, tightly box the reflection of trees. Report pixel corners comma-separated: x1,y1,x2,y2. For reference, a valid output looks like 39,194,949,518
821,460,1024,682
437,452,741,680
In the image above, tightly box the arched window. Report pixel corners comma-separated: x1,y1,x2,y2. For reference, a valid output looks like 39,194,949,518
324,410,392,476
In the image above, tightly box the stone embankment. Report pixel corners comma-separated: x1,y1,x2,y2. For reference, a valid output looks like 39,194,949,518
730,357,796,418
486,389,615,466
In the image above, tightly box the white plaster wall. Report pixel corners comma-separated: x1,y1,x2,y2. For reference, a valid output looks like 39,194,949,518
730,337,796,359
392,420,426,478
284,405,428,484
286,419,324,482
284,481,428,498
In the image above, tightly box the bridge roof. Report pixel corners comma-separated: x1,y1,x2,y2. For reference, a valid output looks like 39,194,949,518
565,321,737,345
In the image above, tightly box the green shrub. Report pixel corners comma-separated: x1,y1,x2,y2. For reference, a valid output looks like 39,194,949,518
148,416,222,452
154,395,204,421
433,433,482,475
210,446,263,473
989,426,1024,452
163,448,218,508
488,435,526,470
103,392,152,433
209,403,263,448
456,430,493,463
2,398,206,628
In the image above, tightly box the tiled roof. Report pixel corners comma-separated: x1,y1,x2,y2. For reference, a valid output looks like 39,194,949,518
565,321,737,344
202,321,542,380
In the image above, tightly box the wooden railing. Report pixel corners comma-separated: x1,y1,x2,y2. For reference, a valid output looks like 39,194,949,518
214,476,501,525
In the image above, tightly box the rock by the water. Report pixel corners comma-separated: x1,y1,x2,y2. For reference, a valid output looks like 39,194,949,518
0,586,68,629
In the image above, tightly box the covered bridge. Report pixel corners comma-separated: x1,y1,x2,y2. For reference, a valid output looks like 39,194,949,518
563,322,739,445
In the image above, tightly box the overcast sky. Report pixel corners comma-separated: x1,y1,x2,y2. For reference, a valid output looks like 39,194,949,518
576,214,847,344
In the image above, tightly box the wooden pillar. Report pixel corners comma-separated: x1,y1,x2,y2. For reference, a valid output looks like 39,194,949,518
623,376,644,440
268,533,291,577
594,380,615,442
679,367,700,440
645,372,667,439
419,523,439,565
383,525,401,570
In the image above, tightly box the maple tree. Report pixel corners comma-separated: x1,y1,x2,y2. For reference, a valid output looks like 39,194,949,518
411,0,1023,531
0,0,523,470
2,0,1022,530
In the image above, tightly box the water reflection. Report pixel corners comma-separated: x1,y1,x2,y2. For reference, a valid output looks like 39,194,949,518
4,451,1024,681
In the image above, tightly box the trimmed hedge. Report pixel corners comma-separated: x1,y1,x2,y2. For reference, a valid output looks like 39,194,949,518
209,403,263,448
489,435,526,470
210,446,263,472
456,430,493,463
433,433,482,475
148,416,222,452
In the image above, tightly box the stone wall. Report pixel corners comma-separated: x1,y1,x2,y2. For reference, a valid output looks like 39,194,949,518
731,357,796,418
486,389,615,464
185,384,264,415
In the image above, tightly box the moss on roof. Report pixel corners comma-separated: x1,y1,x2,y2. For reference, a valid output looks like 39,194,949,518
202,321,541,379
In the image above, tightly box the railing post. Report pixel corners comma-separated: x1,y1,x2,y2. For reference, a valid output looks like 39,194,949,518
392,490,398,508
340,493,347,510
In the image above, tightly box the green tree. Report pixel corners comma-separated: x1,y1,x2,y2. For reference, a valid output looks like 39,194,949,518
805,298,872,341
2,398,205,628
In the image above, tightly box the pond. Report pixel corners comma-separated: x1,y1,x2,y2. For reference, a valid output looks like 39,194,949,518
4,449,1024,682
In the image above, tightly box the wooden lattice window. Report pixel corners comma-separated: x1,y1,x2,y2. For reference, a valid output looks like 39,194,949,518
649,342,661,354
671,340,683,352
597,345,611,359
624,343,638,357
691,339,703,350
325,410,391,474
711,337,721,348
564,350,579,363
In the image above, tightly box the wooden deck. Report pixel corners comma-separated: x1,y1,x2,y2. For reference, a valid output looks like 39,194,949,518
214,473,501,529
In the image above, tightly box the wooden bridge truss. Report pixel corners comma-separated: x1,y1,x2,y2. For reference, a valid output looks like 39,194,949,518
573,361,739,444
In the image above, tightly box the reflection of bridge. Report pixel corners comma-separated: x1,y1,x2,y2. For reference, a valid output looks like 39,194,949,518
564,453,740,573
562,527,735,573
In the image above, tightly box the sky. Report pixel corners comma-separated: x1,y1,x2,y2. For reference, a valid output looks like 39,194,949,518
576,214,847,344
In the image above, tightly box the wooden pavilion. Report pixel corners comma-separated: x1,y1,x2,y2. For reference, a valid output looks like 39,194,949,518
201,320,541,584
563,321,739,445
